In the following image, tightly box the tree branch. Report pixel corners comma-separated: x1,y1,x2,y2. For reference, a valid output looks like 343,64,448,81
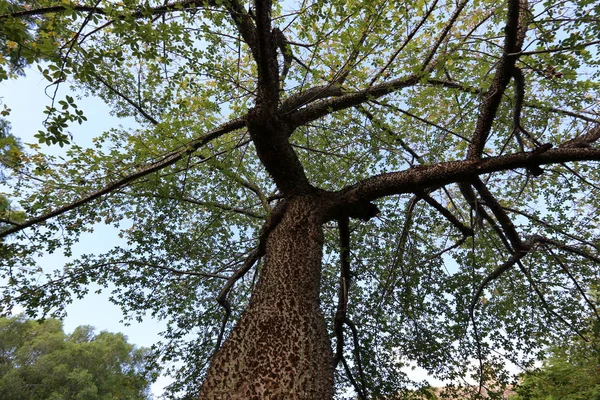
341,356,368,400
92,72,159,125
287,75,420,128
345,318,369,399
559,124,600,148
467,0,528,159
128,192,265,219
545,247,600,320
517,260,590,342
469,235,541,321
471,177,522,249
0,0,213,20
417,191,474,237
355,105,422,163
338,147,600,206
0,117,246,239
333,216,351,368
425,78,600,124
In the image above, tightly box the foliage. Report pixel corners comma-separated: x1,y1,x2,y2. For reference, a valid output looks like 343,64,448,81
510,311,600,400
0,315,155,400
0,0,599,398
0,118,26,232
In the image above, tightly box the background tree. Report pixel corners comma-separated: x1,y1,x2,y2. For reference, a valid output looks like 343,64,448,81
510,333,600,400
0,0,600,398
510,289,600,400
0,315,155,400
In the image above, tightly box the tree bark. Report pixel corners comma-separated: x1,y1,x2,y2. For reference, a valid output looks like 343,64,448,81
199,196,334,399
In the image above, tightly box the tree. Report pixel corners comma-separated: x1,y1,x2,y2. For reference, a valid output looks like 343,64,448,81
511,338,600,400
0,0,599,398
510,296,600,400
0,315,155,400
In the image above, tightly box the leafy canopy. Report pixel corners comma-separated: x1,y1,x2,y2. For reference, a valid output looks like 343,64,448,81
0,0,600,398
0,315,155,400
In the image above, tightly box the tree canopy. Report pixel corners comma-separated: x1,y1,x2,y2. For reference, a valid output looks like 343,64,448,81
1,0,600,398
0,315,155,400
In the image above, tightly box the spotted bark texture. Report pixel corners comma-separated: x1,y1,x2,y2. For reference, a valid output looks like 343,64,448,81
199,196,334,399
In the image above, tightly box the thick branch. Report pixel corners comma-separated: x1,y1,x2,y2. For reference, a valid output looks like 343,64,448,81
287,75,420,128
340,147,600,205
279,84,344,114
247,108,312,196
225,0,258,58
252,0,279,107
467,0,528,159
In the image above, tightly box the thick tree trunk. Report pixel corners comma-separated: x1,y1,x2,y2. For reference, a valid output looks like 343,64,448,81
199,196,334,399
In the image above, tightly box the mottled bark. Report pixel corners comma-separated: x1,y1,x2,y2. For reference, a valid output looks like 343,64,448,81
199,196,334,399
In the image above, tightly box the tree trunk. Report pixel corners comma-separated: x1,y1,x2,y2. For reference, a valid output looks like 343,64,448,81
199,196,334,399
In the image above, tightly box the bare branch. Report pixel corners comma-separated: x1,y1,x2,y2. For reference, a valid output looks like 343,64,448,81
560,124,600,148
426,79,600,124
345,318,369,399
341,356,368,400
355,105,422,162
510,39,600,56
421,0,469,69
128,192,265,219
377,195,419,309
503,206,599,249
517,260,590,342
90,260,228,279
469,241,533,317
538,237,600,264
545,247,600,320
92,72,160,125
369,0,439,85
